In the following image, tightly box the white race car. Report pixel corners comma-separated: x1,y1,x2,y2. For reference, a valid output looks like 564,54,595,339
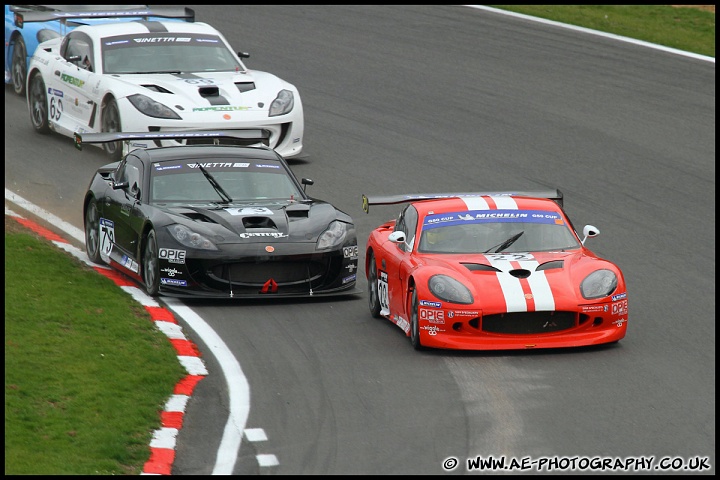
26,19,304,159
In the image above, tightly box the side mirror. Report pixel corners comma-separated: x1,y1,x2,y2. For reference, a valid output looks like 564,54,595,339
388,231,406,243
301,177,314,192
581,224,600,245
112,180,129,190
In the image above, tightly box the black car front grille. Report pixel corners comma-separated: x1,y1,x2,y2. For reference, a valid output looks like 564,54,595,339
481,311,578,334
212,260,326,286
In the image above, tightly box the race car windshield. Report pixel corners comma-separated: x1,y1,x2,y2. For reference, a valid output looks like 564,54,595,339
101,33,244,75
150,159,304,205
418,213,581,254
196,163,232,204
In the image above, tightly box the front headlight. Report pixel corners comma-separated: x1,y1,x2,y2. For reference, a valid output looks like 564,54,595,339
127,94,182,119
167,224,218,250
580,269,618,299
428,274,474,304
316,220,348,250
268,89,294,117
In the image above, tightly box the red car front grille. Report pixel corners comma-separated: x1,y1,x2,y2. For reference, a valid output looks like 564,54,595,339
481,311,578,334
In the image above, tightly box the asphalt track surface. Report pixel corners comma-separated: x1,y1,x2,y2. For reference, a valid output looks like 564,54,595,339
4,5,715,475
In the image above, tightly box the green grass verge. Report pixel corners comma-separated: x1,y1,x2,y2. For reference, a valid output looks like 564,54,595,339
492,5,715,58
5,220,186,474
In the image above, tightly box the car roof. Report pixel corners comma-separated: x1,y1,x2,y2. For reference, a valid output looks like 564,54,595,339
73,20,218,38
136,144,284,164
412,195,564,216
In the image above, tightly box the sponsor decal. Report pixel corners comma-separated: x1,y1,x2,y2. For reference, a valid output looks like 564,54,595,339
582,305,607,313
255,164,281,169
612,299,628,316
161,278,188,286
421,325,445,335
451,310,480,317
265,246,275,253
132,37,191,43
48,88,63,97
612,292,627,301
159,248,186,264
612,317,627,327
60,73,84,87
192,106,251,112
420,300,441,308
342,274,356,284
420,308,445,324
239,232,288,239
188,162,236,169
424,209,564,227
154,164,182,171
161,267,181,277
343,245,358,258
395,315,410,332
346,263,357,273
120,255,139,273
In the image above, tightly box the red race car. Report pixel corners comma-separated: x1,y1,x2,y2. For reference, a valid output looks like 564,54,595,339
362,190,628,351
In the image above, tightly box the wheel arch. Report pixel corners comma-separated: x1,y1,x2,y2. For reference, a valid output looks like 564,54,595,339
365,246,376,279
139,220,156,263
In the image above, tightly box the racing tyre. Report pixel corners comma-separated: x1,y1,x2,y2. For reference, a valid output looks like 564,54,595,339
367,250,382,318
102,98,123,161
143,228,161,296
12,36,27,96
28,73,50,133
85,198,104,264
409,287,425,350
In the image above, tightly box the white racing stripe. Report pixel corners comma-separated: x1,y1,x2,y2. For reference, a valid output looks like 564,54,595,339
460,196,490,209
526,268,556,311
486,257,557,312
493,257,529,312
490,195,519,209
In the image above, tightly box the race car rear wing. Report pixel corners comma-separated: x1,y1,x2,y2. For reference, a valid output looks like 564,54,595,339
362,189,564,213
14,6,195,28
74,129,271,151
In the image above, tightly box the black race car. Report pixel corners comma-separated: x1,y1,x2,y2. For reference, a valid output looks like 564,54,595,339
77,130,361,299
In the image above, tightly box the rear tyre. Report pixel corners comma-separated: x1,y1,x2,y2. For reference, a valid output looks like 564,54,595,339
143,229,161,296
84,198,104,264
102,98,123,161
409,287,425,350
28,73,50,133
367,251,382,318
12,36,27,96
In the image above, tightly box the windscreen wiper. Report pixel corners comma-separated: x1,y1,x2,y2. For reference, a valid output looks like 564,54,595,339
484,231,524,254
197,164,233,204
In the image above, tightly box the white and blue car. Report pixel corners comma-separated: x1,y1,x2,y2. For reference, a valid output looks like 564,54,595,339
5,5,194,96
26,19,305,160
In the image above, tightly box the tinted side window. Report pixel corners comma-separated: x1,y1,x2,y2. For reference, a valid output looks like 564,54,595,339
393,205,418,252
